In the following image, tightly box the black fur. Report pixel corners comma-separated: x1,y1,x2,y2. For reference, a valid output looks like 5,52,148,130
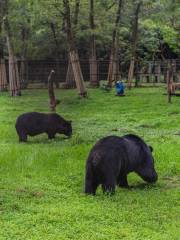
85,134,158,195
15,112,72,142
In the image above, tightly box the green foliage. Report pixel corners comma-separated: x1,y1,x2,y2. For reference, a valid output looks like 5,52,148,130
0,0,179,60
0,88,179,239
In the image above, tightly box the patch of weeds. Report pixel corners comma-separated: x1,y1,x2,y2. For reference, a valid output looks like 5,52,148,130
168,111,179,116
162,175,180,189
174,131,180,136
30,191,44,198
139,122,162,129
15,187,44,199
71,134,85,145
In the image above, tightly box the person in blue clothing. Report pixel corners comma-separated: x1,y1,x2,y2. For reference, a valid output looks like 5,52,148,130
115,80,125,96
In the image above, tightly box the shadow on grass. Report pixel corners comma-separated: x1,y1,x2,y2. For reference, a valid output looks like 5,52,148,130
23,135,71,144
129,182,159,190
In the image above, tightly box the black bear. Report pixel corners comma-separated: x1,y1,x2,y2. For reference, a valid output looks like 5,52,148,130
85,134,158,195
15,112,72,142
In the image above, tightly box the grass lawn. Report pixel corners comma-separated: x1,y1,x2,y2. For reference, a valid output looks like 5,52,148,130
0,87,179,240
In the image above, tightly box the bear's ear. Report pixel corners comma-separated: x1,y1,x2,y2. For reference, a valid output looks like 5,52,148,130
149,145,153,152
69,120,72,124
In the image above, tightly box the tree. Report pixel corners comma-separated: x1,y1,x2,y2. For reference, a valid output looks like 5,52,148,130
0,0,7,91
3,0,21,96
127,0,142,89
63,0,87,97
107,0,123,87
89,0,98,87
65,0,80,89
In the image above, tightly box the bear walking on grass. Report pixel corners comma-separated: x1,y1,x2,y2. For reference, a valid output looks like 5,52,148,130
85,134,158,195
15,112,72,142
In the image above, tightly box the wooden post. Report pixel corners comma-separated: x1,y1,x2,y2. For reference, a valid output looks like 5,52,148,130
167,61,174,104
48,70,60,112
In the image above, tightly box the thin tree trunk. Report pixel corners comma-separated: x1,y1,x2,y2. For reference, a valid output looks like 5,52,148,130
19,25,29,89
147,62,152,83
107,0,123,87
6,28,21,96
89,0,98,87
65,0,80,89
128,57,135,89
3,1,21,96
65,58,76,88
63,0,87,97
0,1,7,91
50,22,60,88
0,58,7,91
73,0,80,26
127,1,142,89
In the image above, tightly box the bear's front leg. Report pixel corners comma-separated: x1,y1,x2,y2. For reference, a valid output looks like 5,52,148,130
19,133,27,142
48,133,55,139
117,174,129,188
84,165,99,195
102,176,116,194
85,179,99,195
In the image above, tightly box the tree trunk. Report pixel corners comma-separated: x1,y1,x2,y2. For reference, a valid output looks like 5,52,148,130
69,50,87,97
0,1,7,91
6,33,21,96
147,62,152,83
127,57,135,89
63,0,87,97
3,1,21,96
89,0,98,87
50,22,60,88
154,62,161,83
107,0,123,87
19,24,29,89
0,58,7,91
65,58,76,88
135,61,140,87
65,0,80,89
127,1,142,89
166,61,175,104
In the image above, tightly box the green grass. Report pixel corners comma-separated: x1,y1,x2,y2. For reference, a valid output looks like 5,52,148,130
0,87,179,240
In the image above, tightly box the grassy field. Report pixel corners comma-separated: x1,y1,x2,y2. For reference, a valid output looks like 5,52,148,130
0,87,179,240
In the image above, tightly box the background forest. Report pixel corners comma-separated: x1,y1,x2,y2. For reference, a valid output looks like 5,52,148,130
0,0,179,62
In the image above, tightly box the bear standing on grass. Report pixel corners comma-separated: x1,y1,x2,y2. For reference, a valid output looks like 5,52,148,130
15,112,72,142
85,134,158,195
